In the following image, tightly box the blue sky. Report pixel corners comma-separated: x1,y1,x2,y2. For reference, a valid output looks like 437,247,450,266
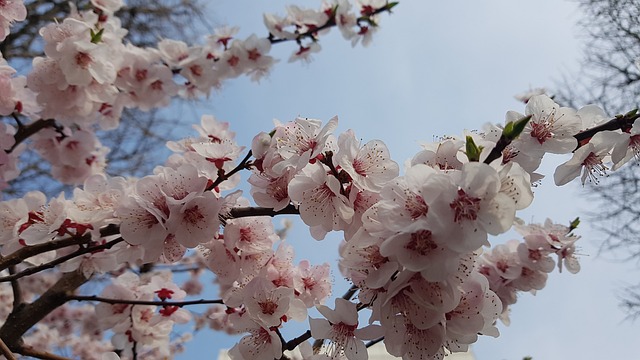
174,1,639,359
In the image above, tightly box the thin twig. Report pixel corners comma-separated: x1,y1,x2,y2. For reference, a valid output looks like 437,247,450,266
0,224,120,272
284,330,312,352
8,266,22,308
573,111,640,147
67,295,223,307
16,346,72,360
0,238,124,283
227,204,300,220
268,3,396,45
365,337,384,348
9,118,59,153
209,150,253,191
0,337,16,360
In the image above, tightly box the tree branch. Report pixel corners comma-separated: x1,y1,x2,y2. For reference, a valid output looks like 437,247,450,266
365,337,384,348
227,204,300,220
15,345,73,360
0,337,16,360
0,269,89,350
0,224,120,273
8,266,23,308
0,237,125,283
66,295,223,307
573,110,640,147
9,118,59,153
284,330,312,352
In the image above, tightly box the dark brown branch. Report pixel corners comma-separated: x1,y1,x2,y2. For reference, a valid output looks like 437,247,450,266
8,266,22,308
484,110,640,165
0,269,89,350
9,118,59,153
365,337,384,348
15,345,73,360
209,150,253,191
285,330,312,352
483,135,513,165
573,111,640,147
227,204,300,219
66,295,223,307
0,337,17,360
0,224,120,272
0,237,125,283
268,3,397,45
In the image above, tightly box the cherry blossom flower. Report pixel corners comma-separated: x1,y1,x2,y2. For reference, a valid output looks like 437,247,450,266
337,130,399,191
288,162,354,239
512,95,582,155
229,318,283,360
554,131,619,185
0,0,26,41
243,277,307,327
91,0,124,14
611,120,640,170
310,298,383,360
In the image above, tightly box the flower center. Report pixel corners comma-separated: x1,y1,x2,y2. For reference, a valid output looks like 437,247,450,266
450,189,481,222
406,230,437,256
405,192,428,220
581,152,608,184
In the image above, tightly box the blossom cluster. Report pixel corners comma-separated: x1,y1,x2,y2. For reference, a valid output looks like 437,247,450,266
2,1,640,360
0,0,395,188
0,91,631,360
95,271,192,358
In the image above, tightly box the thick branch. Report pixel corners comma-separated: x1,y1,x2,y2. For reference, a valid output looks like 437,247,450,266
0,269,88,350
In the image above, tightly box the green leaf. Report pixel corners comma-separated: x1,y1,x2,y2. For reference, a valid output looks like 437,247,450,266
90,28,104,44
569,217,580,231
465,135,482,162
503,115,532,140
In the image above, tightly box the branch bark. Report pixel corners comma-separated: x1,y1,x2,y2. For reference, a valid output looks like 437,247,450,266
0,269,89,350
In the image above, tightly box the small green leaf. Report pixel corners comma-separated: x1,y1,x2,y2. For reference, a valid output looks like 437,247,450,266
465,136,482,162
625,108,638,117
386,2,400,10
503,115,532,140
503,121,514,135
569,217,580,231
90,28,104,44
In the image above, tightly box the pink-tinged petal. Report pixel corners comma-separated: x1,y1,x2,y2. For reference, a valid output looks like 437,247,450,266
354,324,384,340
309,317,332,339
344,337,367,360
334,298,358,325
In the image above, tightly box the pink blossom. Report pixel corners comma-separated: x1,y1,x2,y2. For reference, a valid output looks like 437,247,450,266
310,298,383,360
